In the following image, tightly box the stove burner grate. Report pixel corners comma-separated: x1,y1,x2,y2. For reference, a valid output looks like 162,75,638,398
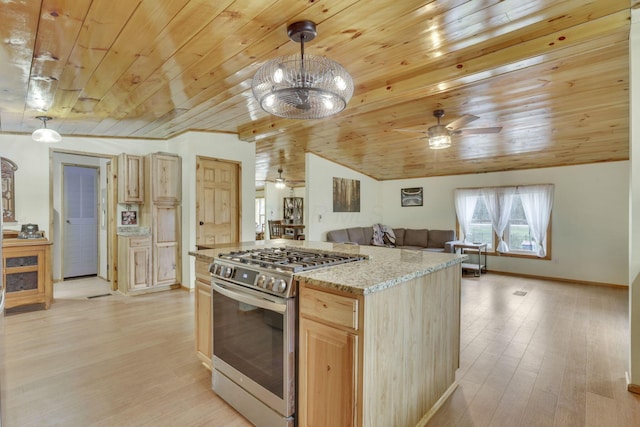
219,247,365,273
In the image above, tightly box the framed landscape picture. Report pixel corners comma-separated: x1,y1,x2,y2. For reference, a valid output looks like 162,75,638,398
401,187,423,207
333,177,360,212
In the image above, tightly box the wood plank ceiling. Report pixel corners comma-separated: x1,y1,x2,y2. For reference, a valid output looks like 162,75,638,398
0,0,634,187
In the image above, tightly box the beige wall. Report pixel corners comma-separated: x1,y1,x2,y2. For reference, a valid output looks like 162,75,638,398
381,161,629,286
628,7,640,390
0,131,256,288
306,152,629,287
305,152,382,241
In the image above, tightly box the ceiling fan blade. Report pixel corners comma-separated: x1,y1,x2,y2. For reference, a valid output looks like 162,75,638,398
454,127,503,136
445,114,479,130
394,128,430,134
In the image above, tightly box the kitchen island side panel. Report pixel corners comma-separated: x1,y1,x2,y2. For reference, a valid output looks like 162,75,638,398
362,263,461,427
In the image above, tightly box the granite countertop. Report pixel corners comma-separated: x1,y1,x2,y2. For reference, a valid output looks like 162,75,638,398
189,240,466,295
117,226,150,236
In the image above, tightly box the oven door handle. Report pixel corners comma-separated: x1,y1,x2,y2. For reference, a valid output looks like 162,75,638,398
211,282,287,313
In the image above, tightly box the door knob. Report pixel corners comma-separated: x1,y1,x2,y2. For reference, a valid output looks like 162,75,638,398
199,221,204,225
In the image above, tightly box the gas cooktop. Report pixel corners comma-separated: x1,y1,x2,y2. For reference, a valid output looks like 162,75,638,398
210,247,366,298
216,247,366,273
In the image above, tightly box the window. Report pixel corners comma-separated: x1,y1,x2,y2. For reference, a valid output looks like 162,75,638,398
455,184,554,258
506,194,539,254
255,197,266,234
468,197,493,250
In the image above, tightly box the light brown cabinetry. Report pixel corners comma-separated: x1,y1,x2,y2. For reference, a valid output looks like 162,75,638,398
2,239,52,310
140,152,182,289
152,204,180,286
298,285,362,427
117,235,151,294
194,258,212,369
117,153,144,204
298,263,461,427
150,152,181,204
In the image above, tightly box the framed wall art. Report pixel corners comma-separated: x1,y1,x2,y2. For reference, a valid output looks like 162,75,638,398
333,177,360,212
121,210,137,225
401,187,423,207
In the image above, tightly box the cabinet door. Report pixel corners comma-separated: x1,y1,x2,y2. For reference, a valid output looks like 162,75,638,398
195,280,212,368
298,317,358,427
118,154,144,204
153,204,180,286
128,245,151,290
151,153,181,204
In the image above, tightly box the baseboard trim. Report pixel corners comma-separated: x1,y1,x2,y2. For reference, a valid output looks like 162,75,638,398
415,381,458,427
626,372,640,394
487,270,628,289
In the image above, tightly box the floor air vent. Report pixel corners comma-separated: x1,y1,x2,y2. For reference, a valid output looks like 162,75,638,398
87,293,112,299
513,290,527,296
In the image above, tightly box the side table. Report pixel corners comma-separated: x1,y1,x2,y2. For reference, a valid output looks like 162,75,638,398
454,242,488,277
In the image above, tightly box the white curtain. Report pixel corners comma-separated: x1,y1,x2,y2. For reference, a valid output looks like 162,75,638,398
482,187,516,253
454,189,479,242
519,184,554,257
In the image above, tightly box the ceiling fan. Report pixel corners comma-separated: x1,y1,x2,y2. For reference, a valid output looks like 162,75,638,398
259,167,305,189
396,109,502,149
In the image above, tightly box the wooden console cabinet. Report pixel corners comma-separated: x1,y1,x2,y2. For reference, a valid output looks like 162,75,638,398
2,239,53,310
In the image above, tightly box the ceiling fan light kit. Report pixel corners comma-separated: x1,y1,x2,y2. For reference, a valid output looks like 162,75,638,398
32,116,62,143
428,109,451,149
395,109,502,150
275,167,287,189
252,20,354,120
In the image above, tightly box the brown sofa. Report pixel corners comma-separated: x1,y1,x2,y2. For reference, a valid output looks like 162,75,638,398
325,226,459,253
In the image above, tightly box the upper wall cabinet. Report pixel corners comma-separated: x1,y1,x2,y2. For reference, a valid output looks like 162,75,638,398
117,154,144,204
149,153,181,204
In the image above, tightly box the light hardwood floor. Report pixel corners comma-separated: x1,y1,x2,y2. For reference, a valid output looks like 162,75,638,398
1,275,638,426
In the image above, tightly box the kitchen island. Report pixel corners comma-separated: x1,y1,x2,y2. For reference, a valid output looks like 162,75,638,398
190,240,465,427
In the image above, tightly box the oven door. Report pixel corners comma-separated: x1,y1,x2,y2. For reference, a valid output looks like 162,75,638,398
211,279,295,419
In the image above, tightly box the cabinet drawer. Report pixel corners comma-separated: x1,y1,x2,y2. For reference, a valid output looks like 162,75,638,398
6,255,38,268
300,286,359,331
6,271,38,293
128,236,151,247
195,259,211,285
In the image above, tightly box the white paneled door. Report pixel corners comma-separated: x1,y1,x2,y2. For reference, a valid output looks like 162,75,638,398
63,165,98,279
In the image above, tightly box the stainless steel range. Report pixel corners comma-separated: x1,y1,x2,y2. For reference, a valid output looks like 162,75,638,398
209,247,365,427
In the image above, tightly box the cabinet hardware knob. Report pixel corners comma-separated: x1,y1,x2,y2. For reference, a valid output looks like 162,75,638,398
199,221,204,225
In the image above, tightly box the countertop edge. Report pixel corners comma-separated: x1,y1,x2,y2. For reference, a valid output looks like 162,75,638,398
295,257,464,296
188,242,466,296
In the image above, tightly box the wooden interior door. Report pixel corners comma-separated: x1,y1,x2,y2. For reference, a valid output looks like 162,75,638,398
195,157,239,247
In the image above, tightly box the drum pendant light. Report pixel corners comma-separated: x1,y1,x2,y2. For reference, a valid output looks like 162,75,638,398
252,21,354,120
32,116,62,143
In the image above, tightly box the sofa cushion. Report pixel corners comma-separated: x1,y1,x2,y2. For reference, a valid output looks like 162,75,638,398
392,228,405,246
347,227,373,245
428,230,456,248
403,229,429,247
326,229,349,243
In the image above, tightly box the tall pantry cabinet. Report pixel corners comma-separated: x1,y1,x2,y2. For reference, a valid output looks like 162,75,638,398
141,153,182,289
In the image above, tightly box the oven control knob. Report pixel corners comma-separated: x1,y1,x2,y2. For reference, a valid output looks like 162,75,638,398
273,279,287,293
222,266,233,278
256,275,267,288
209,264,219,276
266,277,276,290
